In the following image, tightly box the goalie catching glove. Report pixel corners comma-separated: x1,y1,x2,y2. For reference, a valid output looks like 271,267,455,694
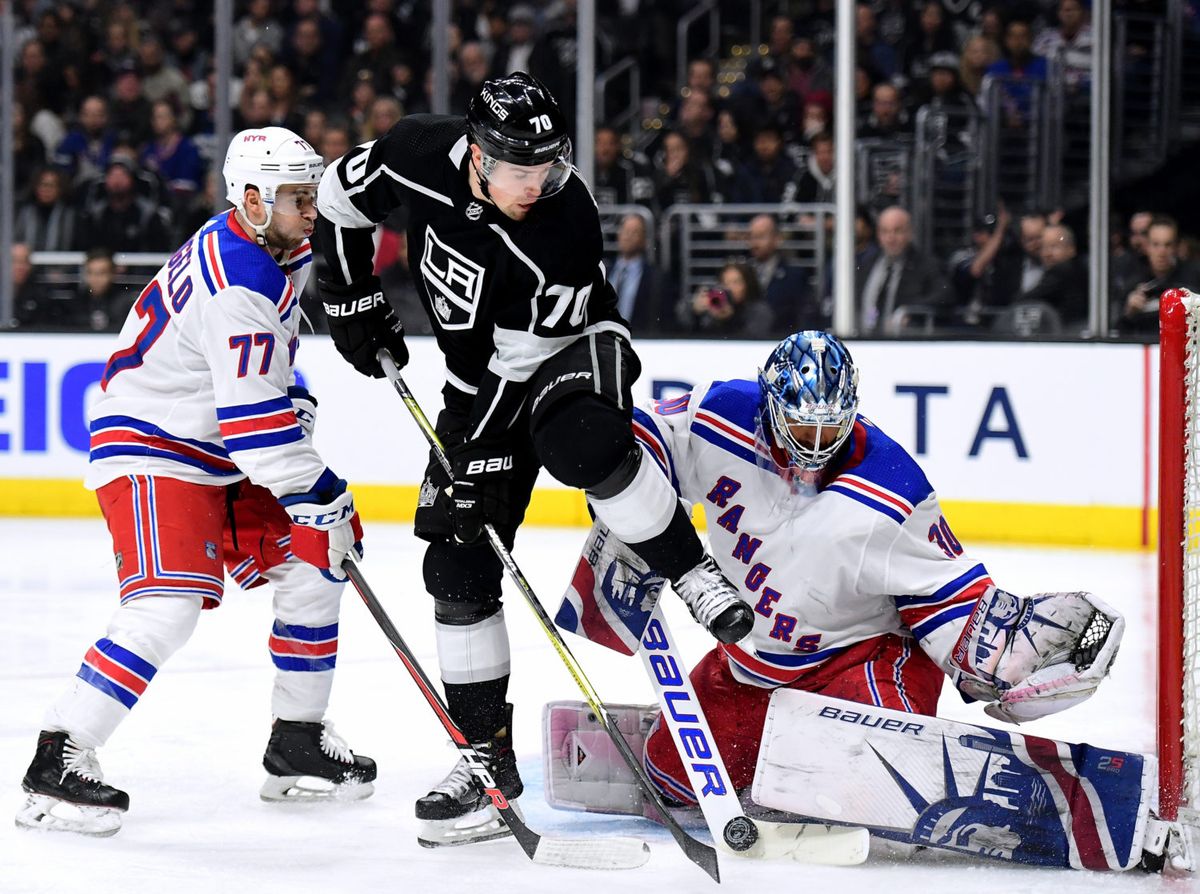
280,469,364,579
319,274,409,377
948,585,1124,723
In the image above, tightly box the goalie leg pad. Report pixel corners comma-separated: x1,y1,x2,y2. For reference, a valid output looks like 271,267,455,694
542,700,657,816
752,689,1154,871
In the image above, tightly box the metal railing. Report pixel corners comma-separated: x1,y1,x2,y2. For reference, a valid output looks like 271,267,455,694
595,57,641,138
855,138,912,215
979,72,1062,214
911,105,983,264
659,202,835,302
676,1,719,89
1113,12,1174,177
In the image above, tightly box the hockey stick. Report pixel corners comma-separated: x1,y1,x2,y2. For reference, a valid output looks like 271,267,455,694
639,607,870,866
378,350,722,882
341,556,650,871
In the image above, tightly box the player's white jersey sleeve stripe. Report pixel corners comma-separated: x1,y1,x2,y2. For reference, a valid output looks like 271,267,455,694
909,599,980,640
895,563,991,609
377,165,453,206
317,160,375,230
445,368,479,395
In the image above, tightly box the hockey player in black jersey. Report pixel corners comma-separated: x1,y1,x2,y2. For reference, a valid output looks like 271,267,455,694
315,72,752,845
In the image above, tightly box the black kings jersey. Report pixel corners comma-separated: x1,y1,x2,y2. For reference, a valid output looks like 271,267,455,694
316,114,630,440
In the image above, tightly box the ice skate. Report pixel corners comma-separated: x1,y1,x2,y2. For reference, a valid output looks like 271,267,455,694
672,556,754,644
415,704,523,847
15,730,128,837
260,719,376,801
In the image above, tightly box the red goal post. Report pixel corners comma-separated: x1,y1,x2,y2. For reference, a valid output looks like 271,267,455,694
1160,287,1200,820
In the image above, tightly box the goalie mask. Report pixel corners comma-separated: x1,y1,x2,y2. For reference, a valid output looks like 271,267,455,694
466,71,573,201
224,127,323,245
759,330,859,471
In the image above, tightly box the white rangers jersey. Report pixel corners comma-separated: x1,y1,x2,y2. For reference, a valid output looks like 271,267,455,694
634,379,993,690
85,210,324,497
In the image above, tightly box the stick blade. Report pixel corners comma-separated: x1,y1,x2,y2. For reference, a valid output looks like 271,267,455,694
531,835,651,870
733,821,869,865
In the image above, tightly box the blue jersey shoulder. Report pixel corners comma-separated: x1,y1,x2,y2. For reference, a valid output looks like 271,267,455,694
689,379,763,466
199,212,288,302
825,417,934,522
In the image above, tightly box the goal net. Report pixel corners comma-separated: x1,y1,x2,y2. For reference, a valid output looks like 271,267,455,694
1160,287,1200,820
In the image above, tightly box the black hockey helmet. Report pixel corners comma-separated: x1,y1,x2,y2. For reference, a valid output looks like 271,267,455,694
466,71,573,198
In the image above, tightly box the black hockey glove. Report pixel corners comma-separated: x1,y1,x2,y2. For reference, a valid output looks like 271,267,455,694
319,274,409,378
448,438,515,544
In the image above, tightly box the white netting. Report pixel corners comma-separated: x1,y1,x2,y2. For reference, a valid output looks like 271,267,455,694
1184,291,1200,807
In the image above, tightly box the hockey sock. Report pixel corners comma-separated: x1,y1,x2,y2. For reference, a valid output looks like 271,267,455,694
445,677,511,743
622,501,707,582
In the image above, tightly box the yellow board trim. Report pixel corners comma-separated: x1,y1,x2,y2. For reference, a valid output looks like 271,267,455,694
3,479,1157,550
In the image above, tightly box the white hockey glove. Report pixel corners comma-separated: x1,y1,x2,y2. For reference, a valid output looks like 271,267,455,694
280,470,363,581
951,586,1124,723
288,385,318,438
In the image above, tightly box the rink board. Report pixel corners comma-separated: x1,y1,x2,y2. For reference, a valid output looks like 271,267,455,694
0,333,1159,547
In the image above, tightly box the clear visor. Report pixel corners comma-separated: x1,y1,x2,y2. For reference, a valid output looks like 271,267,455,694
765,389,855,471
481,151,573,199
270,184,319,217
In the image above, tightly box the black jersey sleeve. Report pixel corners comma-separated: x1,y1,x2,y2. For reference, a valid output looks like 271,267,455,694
315,115,465,287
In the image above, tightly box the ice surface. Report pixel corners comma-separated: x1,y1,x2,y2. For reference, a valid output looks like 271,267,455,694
1,519,1193,893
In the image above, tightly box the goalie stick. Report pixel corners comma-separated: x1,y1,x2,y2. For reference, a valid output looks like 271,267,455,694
377,350,722,882
639,606,870,866
341,556,650,871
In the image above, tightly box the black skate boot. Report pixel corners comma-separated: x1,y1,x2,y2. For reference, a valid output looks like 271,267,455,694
260,719,377,801
672,556,755,644
415,704,524,847
15,730,129,837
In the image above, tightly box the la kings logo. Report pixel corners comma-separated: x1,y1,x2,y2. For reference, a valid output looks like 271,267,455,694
420,224,484,330
418,475,439,508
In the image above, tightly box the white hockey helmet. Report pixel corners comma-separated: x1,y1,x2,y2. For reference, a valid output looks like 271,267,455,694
223,127,324,243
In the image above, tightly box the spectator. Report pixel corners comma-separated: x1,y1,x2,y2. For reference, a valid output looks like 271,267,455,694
110,61,154,150
13,102,48,203
70,249,135,333
745,214,820,330
1000,211,1048,294
674,91,719,165
1112,210,1154,299
787,35,834,102
857,205,951,334
1018,223,1090,328
491,5,538,79
592,126,654,208
856,4,899,81
608,213,673,333
235,87,273,131
800,90,833,143
166,21,210,85
17,37,69,118
91,17,136,87
860,82,911,139
1032,0,1092,93
266,64,305,132
528,1,580,128
11,243,52,329
906,3,957,89
14,167,76,253
302,108,329,156
74,156,173,255
341,12,404,99
734,58,802,146
960,34,1001,101
712,109,749,198
730,123,798,204
986,19,1048,127
285,16,337,107
320,125,353,167
234,0,284,68
766,16,796,71
948,206,1016,317
794,131,836,205
365,95,403,141
1117,216,1200,335
652,131,717,211
140,100,205,209
916,52,975,116
137,35,192,131
54,94,116,186
673,58,719,117
682,261,774,338
452,41,492,114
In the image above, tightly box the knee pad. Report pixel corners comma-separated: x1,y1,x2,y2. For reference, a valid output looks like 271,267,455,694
533,395,635,491
424,540,503,620
107,594,203,667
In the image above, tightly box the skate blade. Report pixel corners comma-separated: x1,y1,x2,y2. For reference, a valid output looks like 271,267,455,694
417,803,516,848
15,794,123,837
260,774,375,803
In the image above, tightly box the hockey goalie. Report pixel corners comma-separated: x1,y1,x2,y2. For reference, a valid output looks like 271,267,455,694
545,329,1194,872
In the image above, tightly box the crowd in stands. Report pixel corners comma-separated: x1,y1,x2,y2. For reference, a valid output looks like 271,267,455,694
5,0,1193,340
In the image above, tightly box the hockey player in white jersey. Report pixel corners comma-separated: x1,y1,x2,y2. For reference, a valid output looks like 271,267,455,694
550,331,1195,871
16,128,375,838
